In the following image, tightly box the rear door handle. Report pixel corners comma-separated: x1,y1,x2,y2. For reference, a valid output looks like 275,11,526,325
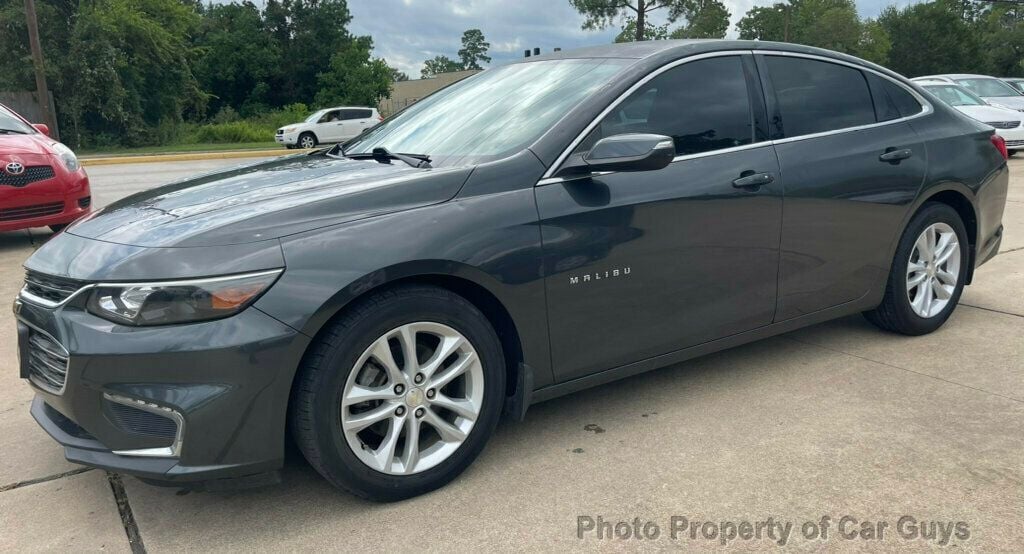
879,148,912,163
732,171,774,190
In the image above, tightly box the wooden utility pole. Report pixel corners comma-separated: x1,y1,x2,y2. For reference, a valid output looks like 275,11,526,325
23,0,55,133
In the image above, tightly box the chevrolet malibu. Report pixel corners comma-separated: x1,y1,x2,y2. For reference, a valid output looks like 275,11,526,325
16,41,1008,501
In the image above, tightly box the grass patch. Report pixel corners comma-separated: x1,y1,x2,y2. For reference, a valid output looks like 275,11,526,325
80,141,282,157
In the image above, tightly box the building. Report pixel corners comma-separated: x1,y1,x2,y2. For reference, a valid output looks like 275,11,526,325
379,70,481,117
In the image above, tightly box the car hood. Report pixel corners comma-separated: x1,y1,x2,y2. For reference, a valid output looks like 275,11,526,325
954,104,1024,123
67,153,473,248
983,95,1024,111
0,133,54,155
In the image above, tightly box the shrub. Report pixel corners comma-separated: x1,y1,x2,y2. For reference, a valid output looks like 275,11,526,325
191,121,270,143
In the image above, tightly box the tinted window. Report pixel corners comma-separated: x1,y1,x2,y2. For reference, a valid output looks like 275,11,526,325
882,80,923,117
575,56,755,156
765,56,876,137
866,74,901,122
342,109,373,120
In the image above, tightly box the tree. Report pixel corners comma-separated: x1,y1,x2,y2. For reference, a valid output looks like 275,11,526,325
420,55,463,78
390,67,410,82
735,0,887,63
614,17,668,42
458,28,491,70
878,1,982,76
571,0,719,42
315,36,393,107
669,0,730,38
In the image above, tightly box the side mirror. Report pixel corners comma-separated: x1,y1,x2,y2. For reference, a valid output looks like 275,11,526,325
558,133,674,177
33,123,50,136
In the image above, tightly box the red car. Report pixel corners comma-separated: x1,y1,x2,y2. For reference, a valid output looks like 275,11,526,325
0,103,90,233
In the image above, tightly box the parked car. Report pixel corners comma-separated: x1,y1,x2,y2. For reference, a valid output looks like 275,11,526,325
18,41,1008,501
917,80,1024,155
276,107,382,149
1003,77,1024,94
0,104,90,233
912,74,1024,111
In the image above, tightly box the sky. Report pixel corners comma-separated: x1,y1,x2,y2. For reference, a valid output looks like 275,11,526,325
348,0,920,78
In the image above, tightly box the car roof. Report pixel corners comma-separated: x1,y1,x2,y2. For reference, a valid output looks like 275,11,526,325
919,74,998,80
322,106,375,110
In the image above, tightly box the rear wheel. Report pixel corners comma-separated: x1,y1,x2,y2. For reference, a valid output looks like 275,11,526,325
864,202,968,335
290,285,505,501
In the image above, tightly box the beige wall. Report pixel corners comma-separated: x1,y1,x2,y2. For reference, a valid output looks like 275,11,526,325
379,70,481,116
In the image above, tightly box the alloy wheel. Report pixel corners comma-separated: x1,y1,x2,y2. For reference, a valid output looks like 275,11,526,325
340,322,484,475
300,135,315,149
906,222,960,318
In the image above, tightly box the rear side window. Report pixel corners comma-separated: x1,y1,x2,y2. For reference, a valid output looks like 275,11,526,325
575,56,756,156
866,74,901,122
341,109,373,120
881,79,923,118
765,56,876,137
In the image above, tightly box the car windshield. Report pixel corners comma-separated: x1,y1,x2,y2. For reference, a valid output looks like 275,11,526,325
305,109,328,123
343,58,630,167
956,78,1021,98
924,85,986,107
0,106,34,134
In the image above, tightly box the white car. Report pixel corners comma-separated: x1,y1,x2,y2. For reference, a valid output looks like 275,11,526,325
917,80,1024,155
1004,77,1024,94
912,74,1024,112
276,107,382,149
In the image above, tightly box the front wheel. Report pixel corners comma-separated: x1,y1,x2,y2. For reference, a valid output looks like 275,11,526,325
864,202,968,335
298,132,317,149
290,285,505,501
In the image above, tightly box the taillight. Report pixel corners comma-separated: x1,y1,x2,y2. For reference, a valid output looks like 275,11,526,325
991,134,1008,160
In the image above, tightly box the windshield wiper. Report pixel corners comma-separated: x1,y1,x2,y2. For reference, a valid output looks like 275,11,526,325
0,128,28,134
343,146,432,169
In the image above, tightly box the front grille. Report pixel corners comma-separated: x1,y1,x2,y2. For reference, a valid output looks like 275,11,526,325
1006,139,1024,147
27,330,69,393
106,402,178,442
985,121,1021,129
0,201,64,222
23,270,86,304
276,129,284,135
0,165,55,187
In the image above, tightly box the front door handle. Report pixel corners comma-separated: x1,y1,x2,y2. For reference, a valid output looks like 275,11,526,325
732,171,774,190
879,148,912,164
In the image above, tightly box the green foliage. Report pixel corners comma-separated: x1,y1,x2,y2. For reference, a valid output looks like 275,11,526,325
878,1,982,75
191,120,268,143
458,29,492,69
314,36,394,107
615,18,669,42
573,0,727,42
421,55,464,78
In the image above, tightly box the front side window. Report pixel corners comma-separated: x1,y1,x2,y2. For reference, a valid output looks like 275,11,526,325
766,56,876,137
574,56,756,157
344,58,629,166
956,78,1021,98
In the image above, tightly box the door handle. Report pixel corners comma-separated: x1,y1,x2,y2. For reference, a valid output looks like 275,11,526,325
732,171,774,191
879,148,912,164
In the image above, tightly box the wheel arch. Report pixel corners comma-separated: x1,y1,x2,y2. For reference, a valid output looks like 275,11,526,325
294,260,529,407
894,184,979,285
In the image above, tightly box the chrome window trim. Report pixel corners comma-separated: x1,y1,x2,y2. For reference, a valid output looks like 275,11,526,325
539,49,934,184
18,268,283,310
104,393,185,458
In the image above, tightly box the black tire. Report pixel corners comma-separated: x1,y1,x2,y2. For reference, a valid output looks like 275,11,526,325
298,132,317,149
1009,149,1018,157
289,285,505,501
49,224,67,233
864,202,969,335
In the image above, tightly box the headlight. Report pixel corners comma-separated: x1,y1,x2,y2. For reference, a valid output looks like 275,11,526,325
283,126,297,133
50,142,80,172
86,270,282,326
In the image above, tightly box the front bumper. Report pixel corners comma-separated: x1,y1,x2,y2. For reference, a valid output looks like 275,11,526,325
995,125,1024,150
17,293,310,485
0,170,91,232
275,132,299,146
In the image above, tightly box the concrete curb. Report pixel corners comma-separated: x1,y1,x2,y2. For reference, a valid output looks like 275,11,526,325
80,149,286,166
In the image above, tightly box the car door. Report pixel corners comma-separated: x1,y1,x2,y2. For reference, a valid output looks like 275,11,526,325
315,109,344,142
341,109,375,139
536,53,784,382
755,54,929,320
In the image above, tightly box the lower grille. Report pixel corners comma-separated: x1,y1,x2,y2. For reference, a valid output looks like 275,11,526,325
0,165,55,187
23,270,86,304
0,201,64,222
106,401,179,441
27,330,69,394
1005,139,1024,147
78,196,91,209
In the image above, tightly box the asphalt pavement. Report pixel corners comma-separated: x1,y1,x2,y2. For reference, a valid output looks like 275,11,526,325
0,156,1021,552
